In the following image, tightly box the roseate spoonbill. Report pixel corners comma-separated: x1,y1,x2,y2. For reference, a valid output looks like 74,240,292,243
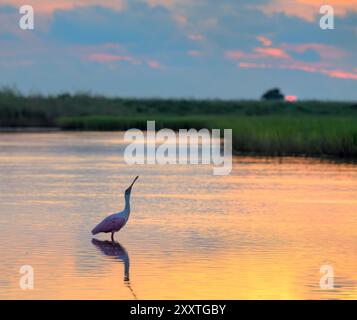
92,176,139,241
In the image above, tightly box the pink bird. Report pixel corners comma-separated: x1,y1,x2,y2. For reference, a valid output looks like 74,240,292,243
92,176,139,241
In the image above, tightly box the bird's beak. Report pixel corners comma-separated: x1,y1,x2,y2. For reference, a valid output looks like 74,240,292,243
128,176,139,190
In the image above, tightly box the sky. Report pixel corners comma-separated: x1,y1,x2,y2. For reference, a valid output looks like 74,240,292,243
0,0,356,100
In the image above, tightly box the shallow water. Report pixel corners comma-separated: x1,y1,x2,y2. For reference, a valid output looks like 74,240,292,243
1,132,357,299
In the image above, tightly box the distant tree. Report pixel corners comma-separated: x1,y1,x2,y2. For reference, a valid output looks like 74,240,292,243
261,88,285,101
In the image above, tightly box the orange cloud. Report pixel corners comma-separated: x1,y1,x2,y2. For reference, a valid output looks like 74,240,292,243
256,0,357,22
0,0,126,14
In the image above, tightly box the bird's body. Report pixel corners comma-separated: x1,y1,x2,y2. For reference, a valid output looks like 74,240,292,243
92,213,127,236
92,176,138,241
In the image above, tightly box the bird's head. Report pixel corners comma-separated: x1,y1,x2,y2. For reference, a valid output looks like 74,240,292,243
125,176,139,196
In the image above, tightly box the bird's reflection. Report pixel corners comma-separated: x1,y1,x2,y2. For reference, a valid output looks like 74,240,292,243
91,239,137,299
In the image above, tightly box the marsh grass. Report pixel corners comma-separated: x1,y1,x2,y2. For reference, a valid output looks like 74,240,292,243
1,88,357,158
56,115,357,158
215,116,357,158
56,116,209,131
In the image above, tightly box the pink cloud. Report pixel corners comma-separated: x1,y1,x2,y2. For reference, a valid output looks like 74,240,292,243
225,47,290,60
0,0,126,14
84,53,140,64
320,69,357,80
147,60,164,69
225,50,246,60
78,44,165,70
257,35,272,47
282,43,345,60
225,41,355,82
256,0,357,22
238,61,318,73
254,47,290,59
286,63,317,73
239,62,269,69
227,43,344,65
238,61,357,81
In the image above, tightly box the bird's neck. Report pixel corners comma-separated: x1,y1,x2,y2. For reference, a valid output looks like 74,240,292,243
124,194,131,215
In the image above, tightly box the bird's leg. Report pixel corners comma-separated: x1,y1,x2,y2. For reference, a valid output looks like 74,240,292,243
111,232,115,242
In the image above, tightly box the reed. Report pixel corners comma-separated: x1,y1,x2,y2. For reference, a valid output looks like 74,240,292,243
1,88,357,158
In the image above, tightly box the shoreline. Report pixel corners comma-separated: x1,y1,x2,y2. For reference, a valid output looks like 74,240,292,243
0,127,61,133
1,126,356,164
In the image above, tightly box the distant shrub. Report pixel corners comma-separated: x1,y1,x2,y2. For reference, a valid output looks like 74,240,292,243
261,88,285,101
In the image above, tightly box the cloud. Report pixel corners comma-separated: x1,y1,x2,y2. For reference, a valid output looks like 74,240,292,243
255,47,290,59
48,3,189,53
0,1,357,99
225,47,290,60
321,69,357,80
282,43,346,61
238,60,357,81
0,0,126,14
84,53,140,64
256,0,357,22
257,35,272,46
147,59,164,69
226,35,355,82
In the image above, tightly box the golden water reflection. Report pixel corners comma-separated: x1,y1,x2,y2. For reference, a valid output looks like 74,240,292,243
1,132,357,299
91,239,137,299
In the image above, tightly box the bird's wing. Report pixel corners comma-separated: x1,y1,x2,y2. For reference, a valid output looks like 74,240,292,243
92,215,126,235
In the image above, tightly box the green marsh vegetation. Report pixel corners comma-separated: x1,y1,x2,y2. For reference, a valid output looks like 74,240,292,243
1,87,357,158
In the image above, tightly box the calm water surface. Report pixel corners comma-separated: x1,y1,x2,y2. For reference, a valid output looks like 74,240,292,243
1,132,357,299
